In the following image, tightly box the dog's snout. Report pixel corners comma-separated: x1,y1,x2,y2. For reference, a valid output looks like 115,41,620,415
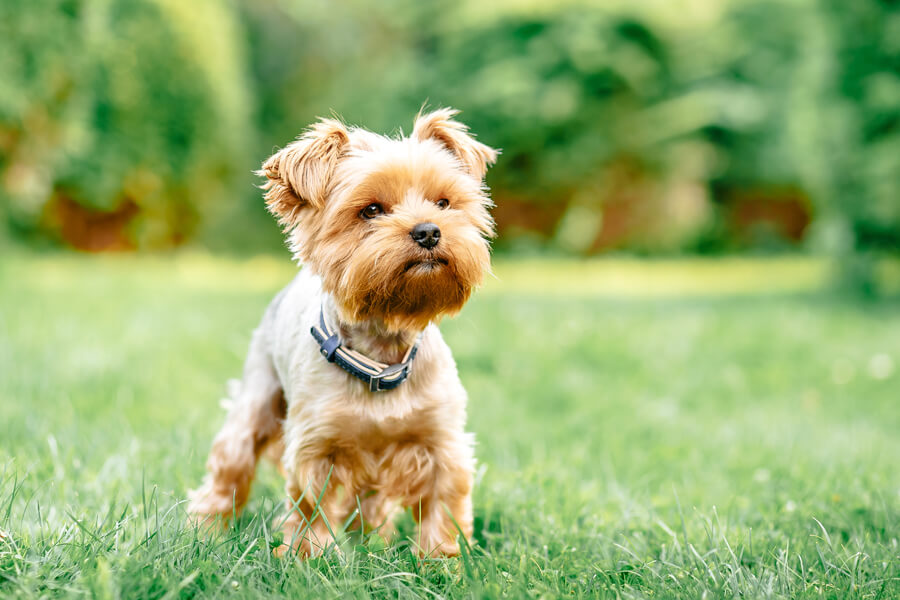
410,222,441,249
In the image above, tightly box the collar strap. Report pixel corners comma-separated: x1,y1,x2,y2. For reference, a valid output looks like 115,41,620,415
310,307,420,392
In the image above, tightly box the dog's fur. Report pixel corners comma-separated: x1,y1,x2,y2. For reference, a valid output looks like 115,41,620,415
187,109,497,557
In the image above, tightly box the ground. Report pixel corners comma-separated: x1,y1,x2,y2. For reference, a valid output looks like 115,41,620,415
0,253,898,599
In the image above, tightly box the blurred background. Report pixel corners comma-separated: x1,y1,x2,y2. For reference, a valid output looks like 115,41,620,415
2,0,898,293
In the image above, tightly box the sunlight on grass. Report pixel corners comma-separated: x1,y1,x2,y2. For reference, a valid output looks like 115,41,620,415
3,251,839,297
486,256,830,297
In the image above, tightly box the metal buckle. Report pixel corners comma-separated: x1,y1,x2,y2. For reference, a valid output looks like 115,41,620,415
368,362,407,392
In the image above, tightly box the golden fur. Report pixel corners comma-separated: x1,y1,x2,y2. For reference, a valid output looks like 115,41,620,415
188,109,497,557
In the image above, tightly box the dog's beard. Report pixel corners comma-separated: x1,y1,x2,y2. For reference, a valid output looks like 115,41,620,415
323,229,490,332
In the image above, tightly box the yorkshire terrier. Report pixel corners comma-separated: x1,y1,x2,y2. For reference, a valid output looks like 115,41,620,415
187,109,498,557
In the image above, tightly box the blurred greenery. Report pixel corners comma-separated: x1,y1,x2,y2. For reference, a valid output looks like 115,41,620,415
0,0,898,289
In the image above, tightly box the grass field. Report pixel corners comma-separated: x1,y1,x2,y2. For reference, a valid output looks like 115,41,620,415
1,253,898,599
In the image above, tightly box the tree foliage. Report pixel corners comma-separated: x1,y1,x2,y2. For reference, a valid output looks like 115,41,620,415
0,0,253,249
1,0,897,267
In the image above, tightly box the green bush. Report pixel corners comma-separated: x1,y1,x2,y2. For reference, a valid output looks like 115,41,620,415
1,0,897,273
0,0,254,249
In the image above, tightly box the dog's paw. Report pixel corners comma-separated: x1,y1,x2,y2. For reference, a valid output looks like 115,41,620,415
186,484,239,528
416,539,461,559
272,533,342,559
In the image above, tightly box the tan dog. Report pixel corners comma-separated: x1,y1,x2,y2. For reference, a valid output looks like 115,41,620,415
187,109,497,557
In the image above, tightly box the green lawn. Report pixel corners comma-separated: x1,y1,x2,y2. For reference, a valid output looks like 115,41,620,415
1,254,898,599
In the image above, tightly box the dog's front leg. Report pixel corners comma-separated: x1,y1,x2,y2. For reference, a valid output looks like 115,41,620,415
411,442,474,557
188,328,284,524
276,460,353,557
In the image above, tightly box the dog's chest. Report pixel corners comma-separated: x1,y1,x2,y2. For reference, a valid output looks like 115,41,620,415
297,404,441,494
319,404,435,453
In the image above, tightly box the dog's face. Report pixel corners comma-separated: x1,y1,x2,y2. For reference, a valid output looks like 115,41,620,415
260,109,498,331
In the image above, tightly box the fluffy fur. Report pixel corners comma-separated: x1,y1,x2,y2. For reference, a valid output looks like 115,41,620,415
187,109,498,557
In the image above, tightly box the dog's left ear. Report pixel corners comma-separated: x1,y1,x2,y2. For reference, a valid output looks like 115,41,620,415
259,118,350,226
413,108,498,181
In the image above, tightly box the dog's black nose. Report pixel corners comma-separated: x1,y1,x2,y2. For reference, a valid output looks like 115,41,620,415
410,222,441,249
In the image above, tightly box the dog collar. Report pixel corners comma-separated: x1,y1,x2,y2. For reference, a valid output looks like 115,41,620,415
310,307,421,392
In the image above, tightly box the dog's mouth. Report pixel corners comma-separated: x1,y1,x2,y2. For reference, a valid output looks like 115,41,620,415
403,257,449,273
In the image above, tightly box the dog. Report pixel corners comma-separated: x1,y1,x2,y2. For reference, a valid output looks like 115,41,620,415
187,108,498,558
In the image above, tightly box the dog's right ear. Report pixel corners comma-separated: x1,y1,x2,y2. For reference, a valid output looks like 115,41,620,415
259,118,350,226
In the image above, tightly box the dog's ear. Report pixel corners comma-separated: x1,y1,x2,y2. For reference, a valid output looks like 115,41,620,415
412,108,498,181
259,118,350,224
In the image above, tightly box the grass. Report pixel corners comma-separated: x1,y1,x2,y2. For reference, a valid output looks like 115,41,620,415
0,252,898,599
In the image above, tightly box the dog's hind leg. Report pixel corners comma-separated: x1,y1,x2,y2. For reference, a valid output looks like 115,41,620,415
188,326,285,524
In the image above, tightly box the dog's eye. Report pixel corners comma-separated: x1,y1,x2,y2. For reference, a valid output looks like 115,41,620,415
436,198,450,209
360,203,384,219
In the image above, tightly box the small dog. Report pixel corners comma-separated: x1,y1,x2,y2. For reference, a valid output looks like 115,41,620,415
187,109,498,557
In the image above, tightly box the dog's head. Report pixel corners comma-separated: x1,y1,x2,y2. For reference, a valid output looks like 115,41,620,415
260,108,498,331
